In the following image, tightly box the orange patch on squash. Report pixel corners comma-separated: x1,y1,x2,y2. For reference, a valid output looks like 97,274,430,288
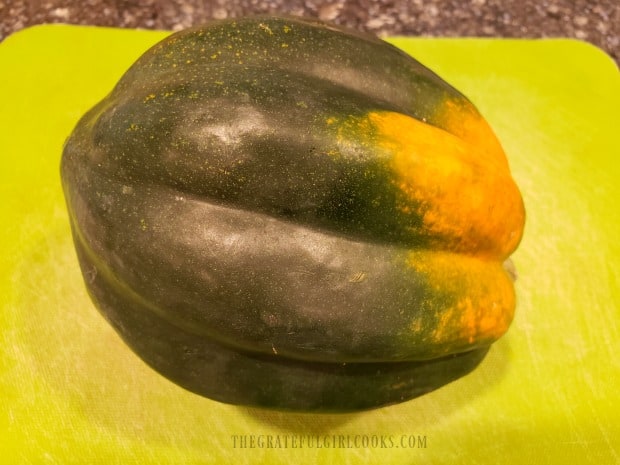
406,250,516,350
434,98,507,167
367,110,524,259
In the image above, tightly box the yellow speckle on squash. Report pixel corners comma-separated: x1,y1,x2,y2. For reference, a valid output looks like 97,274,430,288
409,318,424,334
259,23,274,35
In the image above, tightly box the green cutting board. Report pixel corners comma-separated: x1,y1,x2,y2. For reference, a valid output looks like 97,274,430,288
1,24,619,464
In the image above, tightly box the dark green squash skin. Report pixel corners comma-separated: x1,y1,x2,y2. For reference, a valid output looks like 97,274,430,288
61,16,511,411
75,232,488,411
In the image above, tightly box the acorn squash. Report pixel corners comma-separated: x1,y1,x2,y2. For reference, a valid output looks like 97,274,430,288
60,16,525,412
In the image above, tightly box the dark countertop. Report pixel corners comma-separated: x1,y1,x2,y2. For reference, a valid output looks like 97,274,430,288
1,0,618,64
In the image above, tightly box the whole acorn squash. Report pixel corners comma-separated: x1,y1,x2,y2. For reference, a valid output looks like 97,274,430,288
61,16,525,412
